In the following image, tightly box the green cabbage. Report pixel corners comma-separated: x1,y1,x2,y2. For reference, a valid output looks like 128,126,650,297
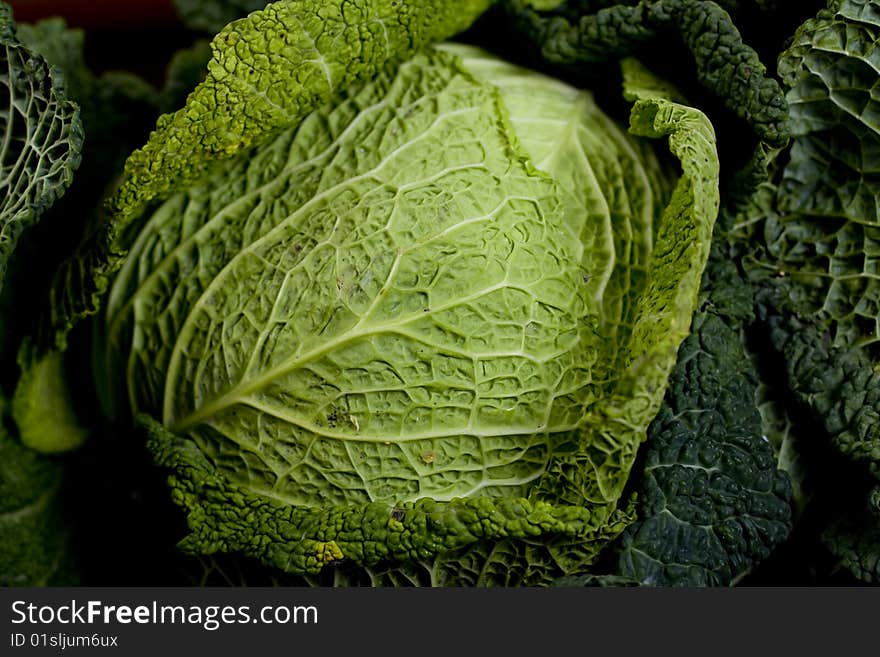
0,2,81,327
731,0,880,583
93,32,719,579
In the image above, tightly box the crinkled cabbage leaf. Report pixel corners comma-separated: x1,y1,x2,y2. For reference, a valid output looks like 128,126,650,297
0,2,81,302
732,0,880,583
563,249,793,587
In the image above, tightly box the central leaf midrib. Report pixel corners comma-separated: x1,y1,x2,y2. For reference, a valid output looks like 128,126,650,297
166,278,537,432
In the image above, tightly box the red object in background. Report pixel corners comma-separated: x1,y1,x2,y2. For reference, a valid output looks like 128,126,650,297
7,0,179,28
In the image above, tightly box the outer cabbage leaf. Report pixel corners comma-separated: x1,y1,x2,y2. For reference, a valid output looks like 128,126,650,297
110,0,494,224
104,47,719,579
732,0,880,583
574,252,793,587
12,348,88,454
0,2,82,297
119,49,622,575
823,497,880,583
762,0,880,349
14,17,160,223
500,0,790,149
756,279,880,484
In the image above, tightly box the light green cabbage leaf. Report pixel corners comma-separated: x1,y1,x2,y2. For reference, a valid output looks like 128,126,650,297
732,0,880,583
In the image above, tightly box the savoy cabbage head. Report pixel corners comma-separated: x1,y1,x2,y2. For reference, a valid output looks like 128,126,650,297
4,0,723,583
90,37,718,579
